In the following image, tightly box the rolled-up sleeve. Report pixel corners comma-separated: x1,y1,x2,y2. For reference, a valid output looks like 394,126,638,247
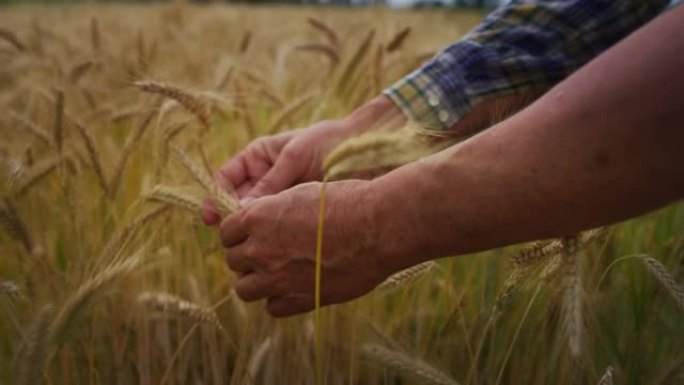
383,0,669,131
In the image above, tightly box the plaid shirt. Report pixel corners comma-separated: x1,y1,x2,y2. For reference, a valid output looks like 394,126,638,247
383,0,670,131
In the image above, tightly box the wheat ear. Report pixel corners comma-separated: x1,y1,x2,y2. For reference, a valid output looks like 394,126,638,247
362,343,460,385
386,27,411,53
239,30,252,53
69,60,94,83
0,280,20,297
0,27,26,51
145,185,204,214
15,305,53,385
377,261,436,292
511,227,607,269
306,17,339,48
137,291,225,332
561,235,583,360
10,153,70,198
639,255,684,310
597,366,614,385
135,80,211,131
169,145,238,214
10,112,52,146
50,253,144,346
0,198,34,254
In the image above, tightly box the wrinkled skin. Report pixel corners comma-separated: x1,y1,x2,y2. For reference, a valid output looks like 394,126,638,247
217,180,391,317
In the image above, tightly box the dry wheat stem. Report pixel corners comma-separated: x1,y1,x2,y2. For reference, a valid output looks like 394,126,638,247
16,305,52,385
49,253,144,346
362,343,460,385
239,30,252,53
561,236,583,360
639,255,684,310
597,366,614,385
135,80,211,131
137,291,225,332
377,261,436,292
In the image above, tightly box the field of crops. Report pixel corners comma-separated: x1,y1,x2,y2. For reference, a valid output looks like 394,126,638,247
0,3,683,385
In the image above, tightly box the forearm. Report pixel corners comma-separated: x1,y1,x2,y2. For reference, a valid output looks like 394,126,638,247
371,6,684,272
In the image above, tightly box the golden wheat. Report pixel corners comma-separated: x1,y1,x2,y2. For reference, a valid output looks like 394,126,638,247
377,261,436,292
135,80,211,131
639,254,684,310
362,343,460,385
137,291,225,332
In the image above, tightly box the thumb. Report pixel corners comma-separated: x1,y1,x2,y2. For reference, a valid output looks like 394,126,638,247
245,158,300,199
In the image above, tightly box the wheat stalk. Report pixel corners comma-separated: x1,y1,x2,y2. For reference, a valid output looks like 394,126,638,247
362,343,460,385
377,261,436,292
639,255,684,310
74,123,107,193
135,80,211,131
137,291,225,332
561,235,583,360
108,110,154,198
49,253,145,346
597,366,614,385
99,204,169,263
266,92,316,134
15,305,53,385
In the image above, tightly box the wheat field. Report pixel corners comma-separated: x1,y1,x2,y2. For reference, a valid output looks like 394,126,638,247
0,3,683,385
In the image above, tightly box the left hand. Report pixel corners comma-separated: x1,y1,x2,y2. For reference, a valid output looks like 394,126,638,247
219,180,393,317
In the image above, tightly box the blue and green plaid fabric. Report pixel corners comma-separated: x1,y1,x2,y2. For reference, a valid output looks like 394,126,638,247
384,0,670,131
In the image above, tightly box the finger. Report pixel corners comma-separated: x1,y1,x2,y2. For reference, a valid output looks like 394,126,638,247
225,242,253,273
202,198,221,226
234,273,277,302
246,155,300,199
220,211,249,248
266,294,314,318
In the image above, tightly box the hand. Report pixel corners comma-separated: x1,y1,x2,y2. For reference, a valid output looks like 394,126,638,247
203,95,404,225
218,180,395,317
